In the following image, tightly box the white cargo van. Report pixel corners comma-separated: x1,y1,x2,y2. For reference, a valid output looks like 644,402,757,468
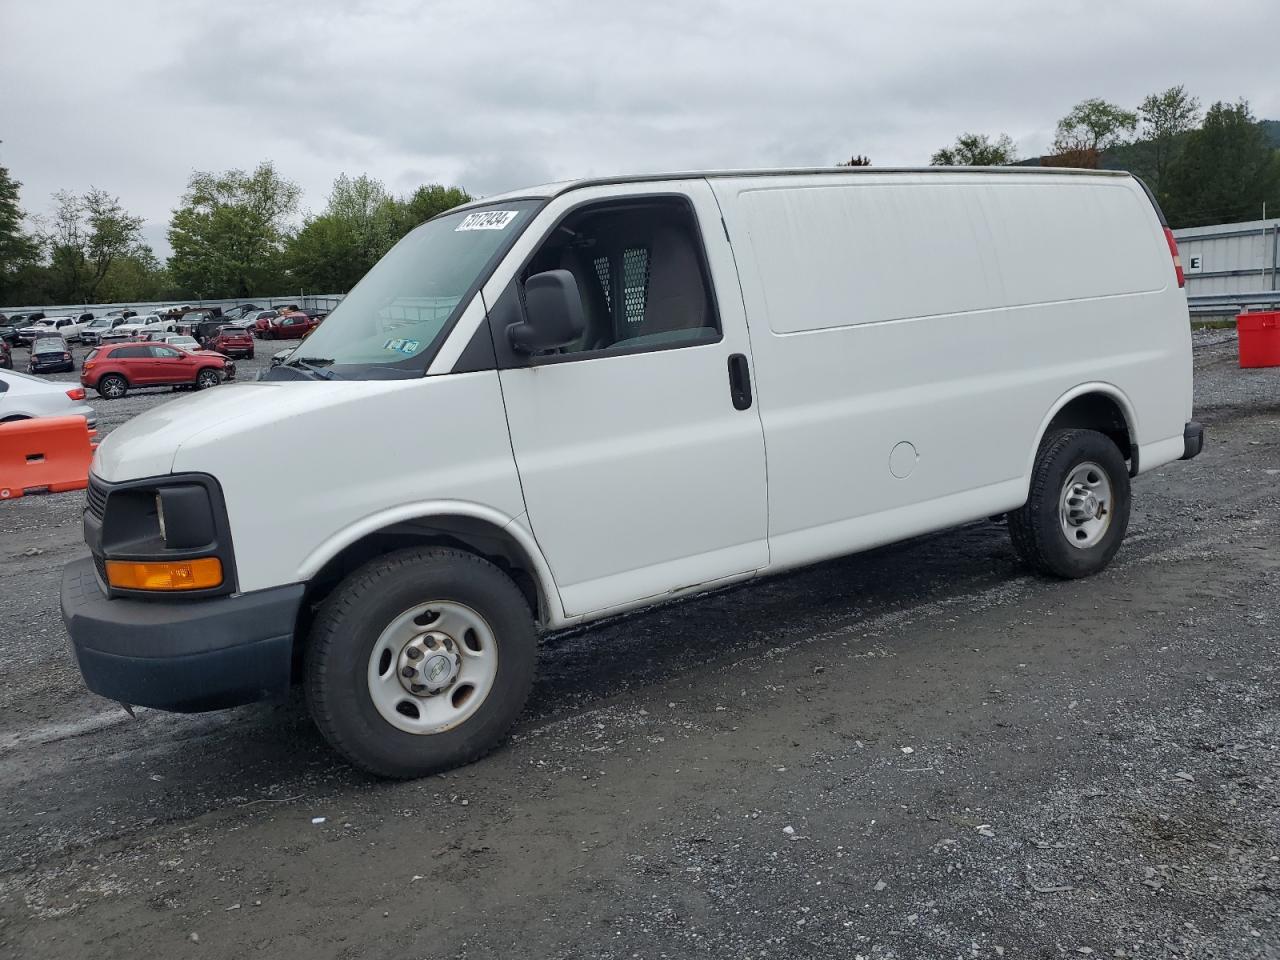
61,168,1202,777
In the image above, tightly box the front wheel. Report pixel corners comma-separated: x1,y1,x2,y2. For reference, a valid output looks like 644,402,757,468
304,547,538,778
1009,429,1130,578
195,368,221,390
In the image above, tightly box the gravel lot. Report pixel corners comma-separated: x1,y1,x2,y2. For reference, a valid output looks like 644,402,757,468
0,331,1277,960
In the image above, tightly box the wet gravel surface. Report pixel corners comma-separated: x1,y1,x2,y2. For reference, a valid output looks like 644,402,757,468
0,331,1277,959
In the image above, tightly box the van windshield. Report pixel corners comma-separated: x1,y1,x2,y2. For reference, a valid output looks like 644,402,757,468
274,200,540,380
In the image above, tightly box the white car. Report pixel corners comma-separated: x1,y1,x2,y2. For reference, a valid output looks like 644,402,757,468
80,315,130,345
109,314,172,339
0,368,96,426
19,315,88,343
61,167,1201,779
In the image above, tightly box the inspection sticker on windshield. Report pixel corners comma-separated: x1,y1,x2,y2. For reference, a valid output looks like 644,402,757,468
383,338,420,355
456,210,519,231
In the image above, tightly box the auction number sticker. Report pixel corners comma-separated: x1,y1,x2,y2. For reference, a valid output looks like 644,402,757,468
456,210,519,231
383,338,421,355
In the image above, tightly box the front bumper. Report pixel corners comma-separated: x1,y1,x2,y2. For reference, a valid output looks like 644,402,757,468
61,556,305,712
1181,421,1205,461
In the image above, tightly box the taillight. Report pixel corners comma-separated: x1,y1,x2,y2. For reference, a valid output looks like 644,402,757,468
1163,227,1185,288
66,387,85,400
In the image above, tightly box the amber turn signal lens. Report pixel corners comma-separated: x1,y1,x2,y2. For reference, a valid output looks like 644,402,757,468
105,557,223,591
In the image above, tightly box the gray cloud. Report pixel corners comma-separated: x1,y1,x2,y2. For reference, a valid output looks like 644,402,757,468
4,0,1278,259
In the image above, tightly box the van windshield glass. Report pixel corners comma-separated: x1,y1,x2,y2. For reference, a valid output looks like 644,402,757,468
284,200,540,379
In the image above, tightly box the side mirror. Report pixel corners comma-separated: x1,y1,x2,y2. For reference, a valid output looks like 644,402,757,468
508,269,585,353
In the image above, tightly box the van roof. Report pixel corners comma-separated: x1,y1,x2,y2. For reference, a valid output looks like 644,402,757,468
458,166,1132,210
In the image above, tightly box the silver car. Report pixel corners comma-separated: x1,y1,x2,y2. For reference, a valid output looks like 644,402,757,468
0,369,97,428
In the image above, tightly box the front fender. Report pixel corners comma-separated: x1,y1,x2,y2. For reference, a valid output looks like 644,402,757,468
296,500,566,626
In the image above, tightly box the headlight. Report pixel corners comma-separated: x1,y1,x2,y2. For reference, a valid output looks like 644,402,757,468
91,475,235,597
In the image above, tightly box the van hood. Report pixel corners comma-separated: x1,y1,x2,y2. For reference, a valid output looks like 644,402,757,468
91,380,405,483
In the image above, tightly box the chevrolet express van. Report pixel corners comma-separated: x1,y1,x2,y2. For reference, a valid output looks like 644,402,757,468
61,168,1203,777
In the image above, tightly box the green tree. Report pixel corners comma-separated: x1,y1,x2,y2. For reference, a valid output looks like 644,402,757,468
1138,85,1201,190
286,178,470,293
1161,100,1280,227
46,191,88,301
98,246,169,302
43,188,143,302
168,162,301,298
0,165,40,305
285,212,366,292
931,133,1018,166
837,154,872,167
388,184,472,238
1047,98,1138,167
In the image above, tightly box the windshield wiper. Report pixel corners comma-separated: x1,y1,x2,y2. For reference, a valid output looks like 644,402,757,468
285,356,340,380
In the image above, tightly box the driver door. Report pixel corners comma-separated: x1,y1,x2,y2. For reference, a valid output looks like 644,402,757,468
489,182,769,619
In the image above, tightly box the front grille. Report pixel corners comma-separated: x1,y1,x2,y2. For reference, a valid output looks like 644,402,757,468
86,475,108,519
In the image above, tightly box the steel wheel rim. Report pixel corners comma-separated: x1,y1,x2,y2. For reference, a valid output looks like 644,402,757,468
1059,461,1113,549
366,600,499,735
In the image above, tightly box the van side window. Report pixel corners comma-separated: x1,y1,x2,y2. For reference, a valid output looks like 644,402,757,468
520,198,720,357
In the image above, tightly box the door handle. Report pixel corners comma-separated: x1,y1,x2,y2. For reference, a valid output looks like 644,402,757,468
727,353,753,411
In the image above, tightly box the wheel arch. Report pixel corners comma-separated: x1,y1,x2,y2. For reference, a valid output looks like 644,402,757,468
295,502,564,632
1030,384,1140,479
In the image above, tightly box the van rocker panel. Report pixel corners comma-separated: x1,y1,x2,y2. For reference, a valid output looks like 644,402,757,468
61,556,303,711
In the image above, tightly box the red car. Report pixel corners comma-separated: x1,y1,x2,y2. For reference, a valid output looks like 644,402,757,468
205,325,255,359
258,311,321,340
249,310,281,336
81,343,235,400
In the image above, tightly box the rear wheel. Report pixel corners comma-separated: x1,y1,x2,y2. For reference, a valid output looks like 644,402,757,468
195,368,221,390
305,547,538,779
97,374,127,399
1009,429,1130,578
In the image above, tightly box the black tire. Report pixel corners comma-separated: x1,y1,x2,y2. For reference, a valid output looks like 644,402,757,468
97,374,128,399
1009,429,1130,579
195,368,220,390
305,547,538,778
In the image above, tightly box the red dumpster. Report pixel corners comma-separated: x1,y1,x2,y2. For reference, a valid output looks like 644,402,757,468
1237,311,1280,368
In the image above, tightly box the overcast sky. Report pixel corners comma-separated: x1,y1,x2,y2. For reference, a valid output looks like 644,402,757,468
3,0,1278,258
